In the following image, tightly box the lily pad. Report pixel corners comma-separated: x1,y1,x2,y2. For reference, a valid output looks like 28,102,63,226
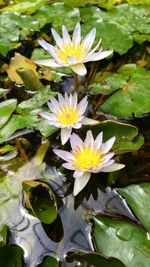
17,88,56,113
83,120,144,154
0,99,17,129
93,215,150,267
67,251,126,267
38,254,60,267
7,53,38,84
118,183,150,232
0,244,23,267
1,0,47,14
0,225,7,246
33,3,80,31
23,180,58,224
0,11,39,55
99,64,150,117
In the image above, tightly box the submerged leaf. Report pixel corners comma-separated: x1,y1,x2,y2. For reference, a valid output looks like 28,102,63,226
0,245,23,267
23,180,58,224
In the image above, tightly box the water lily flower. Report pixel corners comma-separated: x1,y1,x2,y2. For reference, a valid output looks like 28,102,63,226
39,93,98,145
38,22,113,76
54,131,125,196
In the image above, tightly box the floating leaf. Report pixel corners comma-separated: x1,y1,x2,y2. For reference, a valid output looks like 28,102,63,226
0,225,7,247
0,113,36,143
7,53,38,84
67,251,126,267
23,180,58,224
33,3,80,31
17,88,56,113
38,254,60,267
83,120,144,154
0,99,17,129
99,64,150,117
1,0,47,14
118,183,150,232
0,245,23,267
0,11,39,55
93,215,150,267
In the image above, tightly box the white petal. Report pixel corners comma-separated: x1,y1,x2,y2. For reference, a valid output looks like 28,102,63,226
82,117,99,125
53,149,75,162
61,128,72,145
71,63,87,76
70,133,83,151
38,39,57,58
44,120,61,128
73,172,91,196
101,136,116,154
72,93,78,109
73,123,82,129
67,56,77,65
62,162,76,170
78,95,88,115
72,22,81,46
103,153,114,163
73,170,84,179
51,28,63,49
85,38,102,61
39,111,57,121
82,28,96,51
58,93,65,108
47,102,60,114
34,59,61,68
49,96,60,108
62,25,71,44
88,50,113,62
95,132,103,149
84,130,94,147
101,163,125,172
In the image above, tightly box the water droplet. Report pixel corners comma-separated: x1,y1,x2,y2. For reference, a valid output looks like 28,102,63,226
116,225,133,241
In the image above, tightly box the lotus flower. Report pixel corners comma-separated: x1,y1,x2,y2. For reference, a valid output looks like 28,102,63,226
39,93,98,145
37,23,113,76
54,130,125,196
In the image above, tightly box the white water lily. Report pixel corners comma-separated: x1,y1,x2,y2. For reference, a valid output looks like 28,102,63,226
37,22,113,76
54,130,125,196
39,93,98,145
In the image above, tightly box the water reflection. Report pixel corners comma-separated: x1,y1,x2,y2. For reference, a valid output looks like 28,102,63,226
3,163,137,267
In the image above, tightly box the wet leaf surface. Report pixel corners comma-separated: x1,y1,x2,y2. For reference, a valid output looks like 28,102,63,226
0,244,23,267
93,215,150,267
118,183,150,231
0,99,17,129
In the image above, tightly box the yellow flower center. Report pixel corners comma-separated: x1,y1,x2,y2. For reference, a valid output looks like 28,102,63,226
57,43,86,64
57,106,79,126
73,145,103,171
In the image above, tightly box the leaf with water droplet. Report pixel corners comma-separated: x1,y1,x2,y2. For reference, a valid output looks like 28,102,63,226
93,215,150,267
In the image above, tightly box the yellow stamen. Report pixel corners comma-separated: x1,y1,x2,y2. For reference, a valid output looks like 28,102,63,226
57,106,79,126
57,43,86,64
73,145,103,170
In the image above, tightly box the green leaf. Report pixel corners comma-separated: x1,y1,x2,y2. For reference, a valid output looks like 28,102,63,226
117,183,150,232
80,6,133,55
0,113,37,143
35,119,58,138
23,180,58,224
0,99,17,129
99,64,150,117
93,215,150,267
0,11,39,55
67,251,126,267
33,3,80,31
83,120,144,154
0,245,23,267
17,88,56,113
0,225,8,246
1,0,47,14
38,255,60,267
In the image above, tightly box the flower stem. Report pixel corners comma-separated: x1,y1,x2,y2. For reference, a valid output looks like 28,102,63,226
72,71,78,92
